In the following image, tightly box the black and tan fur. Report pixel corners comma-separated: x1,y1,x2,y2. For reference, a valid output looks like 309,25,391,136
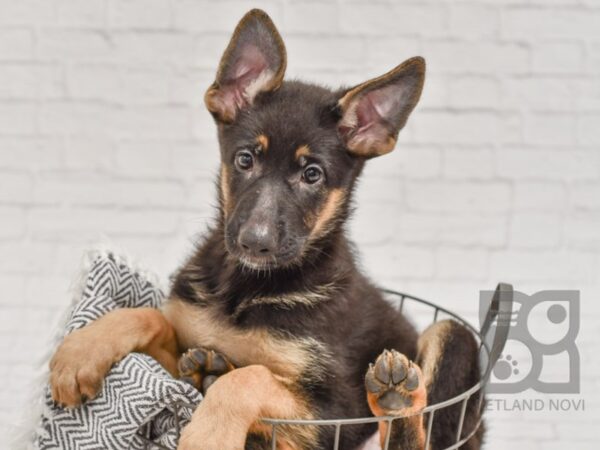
49,9,484,450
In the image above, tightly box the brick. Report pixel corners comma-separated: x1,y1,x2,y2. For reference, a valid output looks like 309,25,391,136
0,137,63,170
449,4,499,38
0,28,34,60
502,77,575,112
68,64,170,105
57,0,107,27
0,0,56,25
448,76,500,109
437,247,488,280
360,245,436,280
109,0,171,29
399,147,443,179
509,212,562,249
496,149,600,180
339,3,446,37
524,113,577,146
112,32,196,65
412,111,501,145
443,147,494,180
37,30,112,60
0,242,55,273
513,182,567,212
579,114,600,146
417,74,448,110
406,181,511,213
284,1,338,33
0,102,37,134
532,41,584,74
115,141,172,176
0,207,26,239
286,36,366,71
173,1,283,32
424,41,529,74
0,63,64,99
63,136,115,171
440,214,508,248
502,8,600,39
571,183,600,211
0,172,32,204
40,101,116,136
490,249,596,283
29,207,180,240
116,106,192,139
565,212,600,250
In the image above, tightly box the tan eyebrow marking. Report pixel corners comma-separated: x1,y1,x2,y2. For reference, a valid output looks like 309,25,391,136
295,145,310,160
257,134,269,152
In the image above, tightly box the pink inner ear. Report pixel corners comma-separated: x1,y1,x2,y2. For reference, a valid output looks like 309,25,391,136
354,92,382,134
216,44,270,116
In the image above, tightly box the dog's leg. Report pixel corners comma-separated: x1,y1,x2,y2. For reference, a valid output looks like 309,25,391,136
365,320,482,450
178,364,314,450
50,307,178,407
416,320,483,450
365,350,427,450
178,347,236,395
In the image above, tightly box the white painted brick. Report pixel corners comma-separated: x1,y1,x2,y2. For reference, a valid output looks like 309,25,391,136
0,137,64,170
0,207,26,240
63,136,115,171
424,41,530,74
339,3,446,37
440,214,508,248
443,147,495,180
57,0,107,27
406,181,511,213
37,30,112,60
0,242,56,274
578,114,600,145
0,102,37,135
502,8,600,39
496,149,600,181
415,73,448,110
40,101,116,136
574,79,600,111
502,77,575,112
490,249,596,283
532,41,584,74
412,111,502,145
68,64,171,105
449,3,499,38
286,36,366,70
115,141,172,176
116,106,192,139
112,31,198,65
448,76,500,109
0,172,33,204
571,183,600,211
0,0,56,25
0,28,34,60
109,0,171,29
437,247,488,280
173,1,283,32
509,212,562,249
0,63,64,99
513,182,567,212
360,245,436,281
524,113,577,146
565,212,600,250
284,1,338,33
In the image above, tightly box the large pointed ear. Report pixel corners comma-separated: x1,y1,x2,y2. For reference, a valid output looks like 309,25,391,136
337,57,425,158
204,9,286,123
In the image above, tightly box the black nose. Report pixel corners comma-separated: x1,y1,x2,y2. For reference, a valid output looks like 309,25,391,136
238,222,278,257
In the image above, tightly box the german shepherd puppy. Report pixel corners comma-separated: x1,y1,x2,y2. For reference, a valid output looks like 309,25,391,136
49,9,483,450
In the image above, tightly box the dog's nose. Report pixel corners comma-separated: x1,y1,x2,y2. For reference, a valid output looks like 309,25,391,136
238,222,278,257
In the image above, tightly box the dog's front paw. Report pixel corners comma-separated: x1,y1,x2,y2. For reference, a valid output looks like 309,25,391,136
365,349,427,417
49,327,115,407
178,347,235,395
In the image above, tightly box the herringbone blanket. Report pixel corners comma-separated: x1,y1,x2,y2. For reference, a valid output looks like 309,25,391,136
35,252,202,449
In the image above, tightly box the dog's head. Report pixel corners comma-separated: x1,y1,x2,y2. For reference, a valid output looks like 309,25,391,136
207,9,425,271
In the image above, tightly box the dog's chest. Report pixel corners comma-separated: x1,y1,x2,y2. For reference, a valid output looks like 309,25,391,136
162,298,327,381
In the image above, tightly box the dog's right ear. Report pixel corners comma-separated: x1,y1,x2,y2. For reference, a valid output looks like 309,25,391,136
204,9,286,123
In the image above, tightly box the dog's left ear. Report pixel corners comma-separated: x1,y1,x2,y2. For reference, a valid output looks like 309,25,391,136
337,57,425,158
205,9,286,123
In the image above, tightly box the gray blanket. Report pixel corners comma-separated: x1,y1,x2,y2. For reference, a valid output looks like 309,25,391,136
36,252,202,449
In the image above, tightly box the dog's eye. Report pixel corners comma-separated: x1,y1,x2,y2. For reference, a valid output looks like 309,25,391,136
302,165,323,184
235,151,254,171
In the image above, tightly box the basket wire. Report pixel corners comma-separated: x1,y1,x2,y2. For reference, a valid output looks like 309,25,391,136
138,284,513,450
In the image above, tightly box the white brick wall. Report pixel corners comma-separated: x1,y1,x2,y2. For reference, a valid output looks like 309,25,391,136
1,0,598,447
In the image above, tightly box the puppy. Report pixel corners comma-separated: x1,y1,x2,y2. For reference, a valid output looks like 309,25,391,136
49,9,483,450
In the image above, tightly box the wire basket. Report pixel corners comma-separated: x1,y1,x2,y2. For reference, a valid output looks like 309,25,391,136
137,283,513,450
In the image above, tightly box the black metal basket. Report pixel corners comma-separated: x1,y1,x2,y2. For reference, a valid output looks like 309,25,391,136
137,283,513,450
